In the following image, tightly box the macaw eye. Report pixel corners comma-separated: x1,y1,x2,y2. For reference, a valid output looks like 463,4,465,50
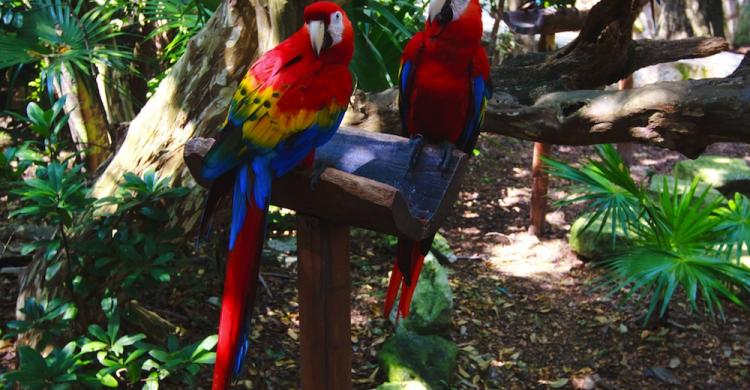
332,11,342,22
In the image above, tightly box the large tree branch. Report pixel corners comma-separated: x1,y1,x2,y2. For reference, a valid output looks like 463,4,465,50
494,0,728,104
503,7,589,35
484,67,750,158
628,37,729,74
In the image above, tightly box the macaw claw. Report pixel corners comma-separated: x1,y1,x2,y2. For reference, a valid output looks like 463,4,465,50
407,134,425,170
310,160,330,190
438,141,455,172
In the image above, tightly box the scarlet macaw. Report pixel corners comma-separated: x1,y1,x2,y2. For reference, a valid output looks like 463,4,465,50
199,3,354,388
384,0,491,319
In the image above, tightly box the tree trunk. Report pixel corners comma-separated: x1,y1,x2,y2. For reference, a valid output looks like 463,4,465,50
96,64,137,125
256,0,312,52
528,33,556,237
54,66,112,172
90,0,260,222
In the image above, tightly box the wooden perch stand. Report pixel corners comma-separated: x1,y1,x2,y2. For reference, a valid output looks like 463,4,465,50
184,127,468,388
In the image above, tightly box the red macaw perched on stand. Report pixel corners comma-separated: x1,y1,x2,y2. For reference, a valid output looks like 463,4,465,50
384,0,491,319
199,3,354,388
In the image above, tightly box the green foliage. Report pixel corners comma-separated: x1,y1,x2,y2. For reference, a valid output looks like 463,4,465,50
715,193,750,264
1,96,70,195
0,0,134,95
3,298,77,346
2,134,216,387
2,342,100,389
545,144,642,247
548,145,750,323
345,0,427,92
141,334,217,386
2,314,217,388
144,0,213,66
81,316,148,387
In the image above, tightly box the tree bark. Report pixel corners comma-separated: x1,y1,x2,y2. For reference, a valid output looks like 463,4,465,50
90,0,260,232
54,66,112,172
529,34,556,237
616,75,635,165
484,61,750,158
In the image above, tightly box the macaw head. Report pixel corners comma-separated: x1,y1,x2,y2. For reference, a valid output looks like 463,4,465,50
304,2,354,64
425,0,483,44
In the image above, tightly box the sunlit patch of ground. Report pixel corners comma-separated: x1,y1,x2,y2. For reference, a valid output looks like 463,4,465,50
488,232,581,279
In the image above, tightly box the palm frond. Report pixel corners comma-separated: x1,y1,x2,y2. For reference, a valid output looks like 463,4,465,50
603,247,750,323
0,0,133,79
715,193,750,264
544,144,643,247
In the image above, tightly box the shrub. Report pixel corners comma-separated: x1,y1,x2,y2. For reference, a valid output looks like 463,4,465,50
547,145,750,323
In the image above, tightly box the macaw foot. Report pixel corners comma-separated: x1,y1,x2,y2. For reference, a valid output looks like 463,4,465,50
407,134,425,170
310,160,330,190
438,141,455,172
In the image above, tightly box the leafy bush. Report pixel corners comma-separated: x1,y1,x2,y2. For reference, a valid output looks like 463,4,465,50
2,314,217,388
547,145,750,323
2,110,215,387
3,298,77,347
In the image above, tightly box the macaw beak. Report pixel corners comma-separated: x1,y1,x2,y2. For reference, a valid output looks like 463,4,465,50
428,0,453,25
308,20,326,56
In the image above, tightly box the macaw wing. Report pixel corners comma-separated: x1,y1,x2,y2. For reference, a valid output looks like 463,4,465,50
201,70,275,181
201,58,303,181
456,47,493,153
455,74,491,153
398,32,425,137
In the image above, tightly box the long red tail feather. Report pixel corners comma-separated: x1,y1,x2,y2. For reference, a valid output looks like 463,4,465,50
383,263,403,318
385,239,429,320
398,249,425,318
212,204,265,390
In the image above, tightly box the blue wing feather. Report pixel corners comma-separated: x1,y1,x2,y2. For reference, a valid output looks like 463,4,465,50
457,75,492,152
398,61,414,135
229,163,249,250
270,110,345,176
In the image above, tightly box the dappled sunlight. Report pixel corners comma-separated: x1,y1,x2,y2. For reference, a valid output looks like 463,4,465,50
498,187,530,208
512,167,530,178
487,232,582,279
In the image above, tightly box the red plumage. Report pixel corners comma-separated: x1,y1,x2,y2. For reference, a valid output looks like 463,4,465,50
213,203,264,390
401,0,489,143
385,0,490,320
206,2,354,388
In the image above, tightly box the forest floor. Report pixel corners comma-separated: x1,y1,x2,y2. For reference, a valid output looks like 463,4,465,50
2,135,750,389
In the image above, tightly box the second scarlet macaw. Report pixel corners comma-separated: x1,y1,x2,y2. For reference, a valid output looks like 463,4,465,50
384,0,491,319
199,2,354,388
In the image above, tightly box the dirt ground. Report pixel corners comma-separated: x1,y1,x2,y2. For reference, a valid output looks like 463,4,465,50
2,135,750,389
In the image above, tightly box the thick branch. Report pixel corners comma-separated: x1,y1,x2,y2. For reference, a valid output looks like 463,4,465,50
494,0,728,103
628,37,729,74
503,7,589,35
483,72,750,158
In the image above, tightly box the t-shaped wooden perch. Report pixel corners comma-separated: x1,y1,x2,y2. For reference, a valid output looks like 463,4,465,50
183,126,468,388
184,127,468,240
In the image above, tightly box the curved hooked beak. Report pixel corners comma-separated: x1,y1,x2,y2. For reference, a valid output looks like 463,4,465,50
428,0,453,25
308,20,326,56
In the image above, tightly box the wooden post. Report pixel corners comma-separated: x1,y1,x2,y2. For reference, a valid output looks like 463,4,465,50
529,33,556,237
296,215,352,389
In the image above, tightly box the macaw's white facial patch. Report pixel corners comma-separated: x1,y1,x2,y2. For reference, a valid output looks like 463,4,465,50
328,11,344,46
450,0,469,21
428,0,470,23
